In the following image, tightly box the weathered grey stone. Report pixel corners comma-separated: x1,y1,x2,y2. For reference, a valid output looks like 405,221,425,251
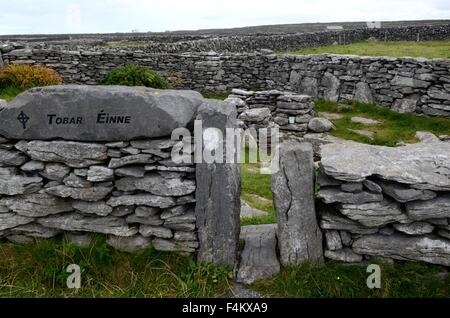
108,154,156,169
152,238,198,253
73,168,88,177
317,188,383,204
237,224,280,285
130,139,177,150
20,160,45,172
240,200,267,218
322,72,340,101
341,182,363,193
416,131,440,143
38,212,138,236
0,167,18,176
115,174,195,197
348,129,375,139
115,166,145,178
354,82,373,104
15,140,107,168
318,112,343,120
0,86,203,141
339,199,406,227
0,193,72,217
320,139,450,191
363,179,383,193
0,175,43,195
45,185,112,202
394,222,434,235
105,141,129,148
72,201,112,216
195,99,241,267
139,225,173,239
316,171,341,187
111,206,135,217
40,163,71,181
11,223,60,238
63,173,92,188
299,77,318,97
438,230,450,240
7,235,34,244
273,140,323,266
392,95,419,113
135,206,159,218
126,214,164,226
107,194,176,208
378,180,436,203
164,212,196,224
325,248,363,263
325,230,343,251
0,213,34,231
379,226,396,236
64,232,95,247
238,108,271,123
0,149,28,166
121,147,140,155
106,235,151,253
320,211,379,235
351,117,379,125
0,99,6,110
391,75,430,88
174,231,197,241
308,118,335,133
406,195,450,221
340,231,353,246
160,205,189,219
353,234,450,266
87,166,114,182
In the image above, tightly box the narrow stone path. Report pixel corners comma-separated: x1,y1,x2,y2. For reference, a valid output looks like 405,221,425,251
236,224,280,285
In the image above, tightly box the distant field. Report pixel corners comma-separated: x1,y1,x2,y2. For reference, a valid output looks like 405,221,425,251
286,40,450,59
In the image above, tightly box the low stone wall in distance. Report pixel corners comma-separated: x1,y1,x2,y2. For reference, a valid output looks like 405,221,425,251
316,134,450,266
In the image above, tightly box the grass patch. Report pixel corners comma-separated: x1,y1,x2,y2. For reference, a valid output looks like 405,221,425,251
285,40,450,59
0,237,232,298
201,91,230,100
0,86,23,101
240,146,276,226
252,260,450,298
315,100,450,147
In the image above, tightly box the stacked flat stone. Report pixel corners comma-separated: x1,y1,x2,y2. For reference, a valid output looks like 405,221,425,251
0,136,198,253
226,89,315,136
316,137,450,266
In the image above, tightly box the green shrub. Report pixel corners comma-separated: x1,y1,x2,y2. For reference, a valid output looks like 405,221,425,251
0,64,63,90
100,65,169,89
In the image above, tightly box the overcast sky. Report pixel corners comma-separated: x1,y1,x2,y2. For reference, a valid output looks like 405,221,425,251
1,0,449,35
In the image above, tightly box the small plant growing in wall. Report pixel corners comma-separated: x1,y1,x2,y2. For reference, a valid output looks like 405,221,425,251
100,64,169,89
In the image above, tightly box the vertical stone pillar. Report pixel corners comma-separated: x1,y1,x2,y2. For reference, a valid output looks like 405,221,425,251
272,140,323,266
195,99,241,268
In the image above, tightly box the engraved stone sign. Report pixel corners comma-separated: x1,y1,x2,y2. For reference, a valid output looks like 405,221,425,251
0,85,204,141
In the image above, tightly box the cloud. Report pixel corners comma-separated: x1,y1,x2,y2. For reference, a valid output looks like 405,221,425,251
0,0,449,35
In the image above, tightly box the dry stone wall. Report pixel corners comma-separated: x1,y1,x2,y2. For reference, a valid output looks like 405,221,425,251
3,49,450,117
0,86,241,262
316,135,450,266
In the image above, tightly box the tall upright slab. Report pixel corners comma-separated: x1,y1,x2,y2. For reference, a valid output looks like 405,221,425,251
195,99,241,268
272,140,323,266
